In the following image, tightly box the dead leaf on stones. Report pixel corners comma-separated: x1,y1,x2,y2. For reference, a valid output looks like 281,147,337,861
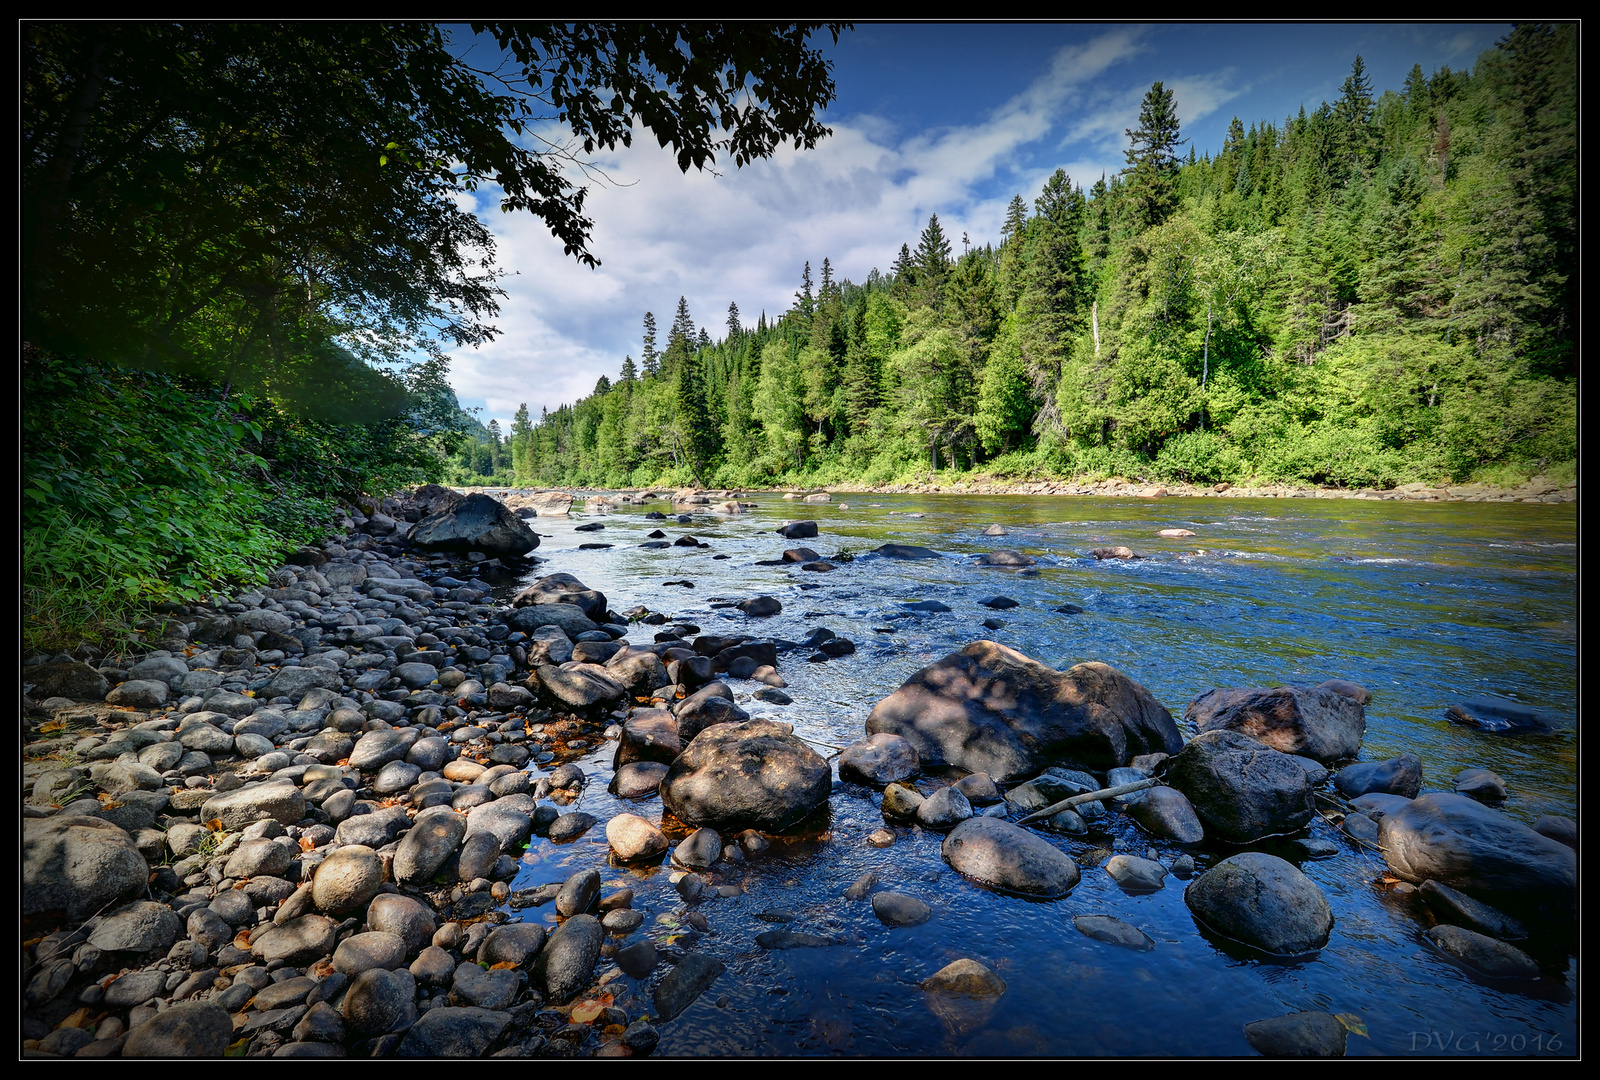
39,719,66,734
571,1000,605,1023
225,1037,251,1057
299,837,315,852
491,961,518,971
206,819,225,832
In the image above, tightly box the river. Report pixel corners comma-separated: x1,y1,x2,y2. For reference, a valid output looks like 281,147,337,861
490,492,1577,1057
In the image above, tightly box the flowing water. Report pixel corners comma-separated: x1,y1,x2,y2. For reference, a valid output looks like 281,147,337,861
491,493,1577,1057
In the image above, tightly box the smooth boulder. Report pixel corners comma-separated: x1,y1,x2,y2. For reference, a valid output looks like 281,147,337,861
410,492,539,556
866,641,1182,781
1378,792,1576,924
941,817,1080,899
1185,852,1333,956
1185,685,1365,763
660,719,831,831
1164,730,1314,843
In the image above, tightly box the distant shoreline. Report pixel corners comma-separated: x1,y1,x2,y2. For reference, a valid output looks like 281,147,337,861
456,474,1576,505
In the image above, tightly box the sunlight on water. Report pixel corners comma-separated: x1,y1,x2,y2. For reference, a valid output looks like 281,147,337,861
498,492,1576,1057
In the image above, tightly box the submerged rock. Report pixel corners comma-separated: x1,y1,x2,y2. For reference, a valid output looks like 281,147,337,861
866,641,1181,781
838,733,920,786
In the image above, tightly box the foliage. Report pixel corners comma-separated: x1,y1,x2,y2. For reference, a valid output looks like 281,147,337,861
509,26,1575,494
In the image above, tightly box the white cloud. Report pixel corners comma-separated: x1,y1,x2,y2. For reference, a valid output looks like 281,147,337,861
442,26,1164,428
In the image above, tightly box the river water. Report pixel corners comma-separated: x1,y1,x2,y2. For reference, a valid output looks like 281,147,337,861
490,492,1577,1058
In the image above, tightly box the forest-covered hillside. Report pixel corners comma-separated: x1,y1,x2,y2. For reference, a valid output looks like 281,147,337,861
490,26,1575,492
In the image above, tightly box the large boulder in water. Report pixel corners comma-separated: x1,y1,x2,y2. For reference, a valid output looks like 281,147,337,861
1184,685,1365,763
1185,852,1333,956
1378,792,1576,925
410,493,539,556
660,720,830,831
865,641,1181,781
512,572,607,620
1164,730,1314,843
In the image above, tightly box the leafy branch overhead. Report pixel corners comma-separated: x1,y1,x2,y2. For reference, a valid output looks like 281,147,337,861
22,22,846,410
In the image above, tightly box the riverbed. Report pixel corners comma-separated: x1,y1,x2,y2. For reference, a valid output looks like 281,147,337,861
497,492,1577,1057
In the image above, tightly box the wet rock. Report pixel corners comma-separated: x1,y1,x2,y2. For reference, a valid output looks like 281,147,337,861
512,572,607,620
977,596,1018,609
1445,694,1559,733
1185,852,1333,955
941,817,1080,899
1157,528,1196,538
871,891,932,927
547,811,598,843
1454,768,1508,803
880,783,924,819
875,544,940,560
653,950,725,1021
915,785,973,830
1378,792,1576,924
921,958,1005,995
866,641,1182,781
776,521,818,539
674,827,723,870
606,814,668,862
1073,915,1155,950
1089,546,1138,560
1185,685,1365,763
1243,1011,1347,1058
1127,785,1204,843
531,914,604,1004
611,761,669,800
1425,925,1540,979
1333,754,1422,799
1534,815,1577,850
953,772,1003,806
977,550,1035,567
661,719,831,832
1419,879,1527,941
449,961,520,1009
23,815,148,921
782,547,821,563
1165,730,1314,843
616,940,659,979
674,685,751,741
614,709,682,767
736,596,782,617
121,1001,233,1057
537,662,627,711
508,603,598,639
838,733,920,786
333,931,407,976
1105,854,1167,892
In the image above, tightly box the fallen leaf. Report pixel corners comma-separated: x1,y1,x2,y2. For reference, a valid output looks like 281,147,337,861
298,836,315,852
1335,1013,1368,1038
224,1036,251,1057
39,719,66,734
206,819,225,832
571,1000,605,1023
490,961,519,971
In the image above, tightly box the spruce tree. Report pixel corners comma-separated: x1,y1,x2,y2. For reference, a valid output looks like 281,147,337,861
914,214,952,308
641,311,659,375
726,301,742,341
1122,81,1185,233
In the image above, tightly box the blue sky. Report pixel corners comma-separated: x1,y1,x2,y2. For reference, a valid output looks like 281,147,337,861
443,22,1509,430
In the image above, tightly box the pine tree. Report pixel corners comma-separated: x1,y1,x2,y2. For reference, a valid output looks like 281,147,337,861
1122,81,1186,233
1335,55,1377,179
914,214,952,308
726,301,742,341
889,243,916,302
641,311,659,376
793,261,815,324
619,355,638,383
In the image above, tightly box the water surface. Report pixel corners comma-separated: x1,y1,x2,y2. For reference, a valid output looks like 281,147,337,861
497,493,1577,1057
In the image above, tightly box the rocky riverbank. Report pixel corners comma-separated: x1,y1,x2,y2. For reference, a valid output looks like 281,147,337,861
21,486,1578,1058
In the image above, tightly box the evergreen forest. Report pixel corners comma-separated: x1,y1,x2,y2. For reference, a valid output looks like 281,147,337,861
479,28,1576,493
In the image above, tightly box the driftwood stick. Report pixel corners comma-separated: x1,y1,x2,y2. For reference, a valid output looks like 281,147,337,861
1014,777,1159,825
